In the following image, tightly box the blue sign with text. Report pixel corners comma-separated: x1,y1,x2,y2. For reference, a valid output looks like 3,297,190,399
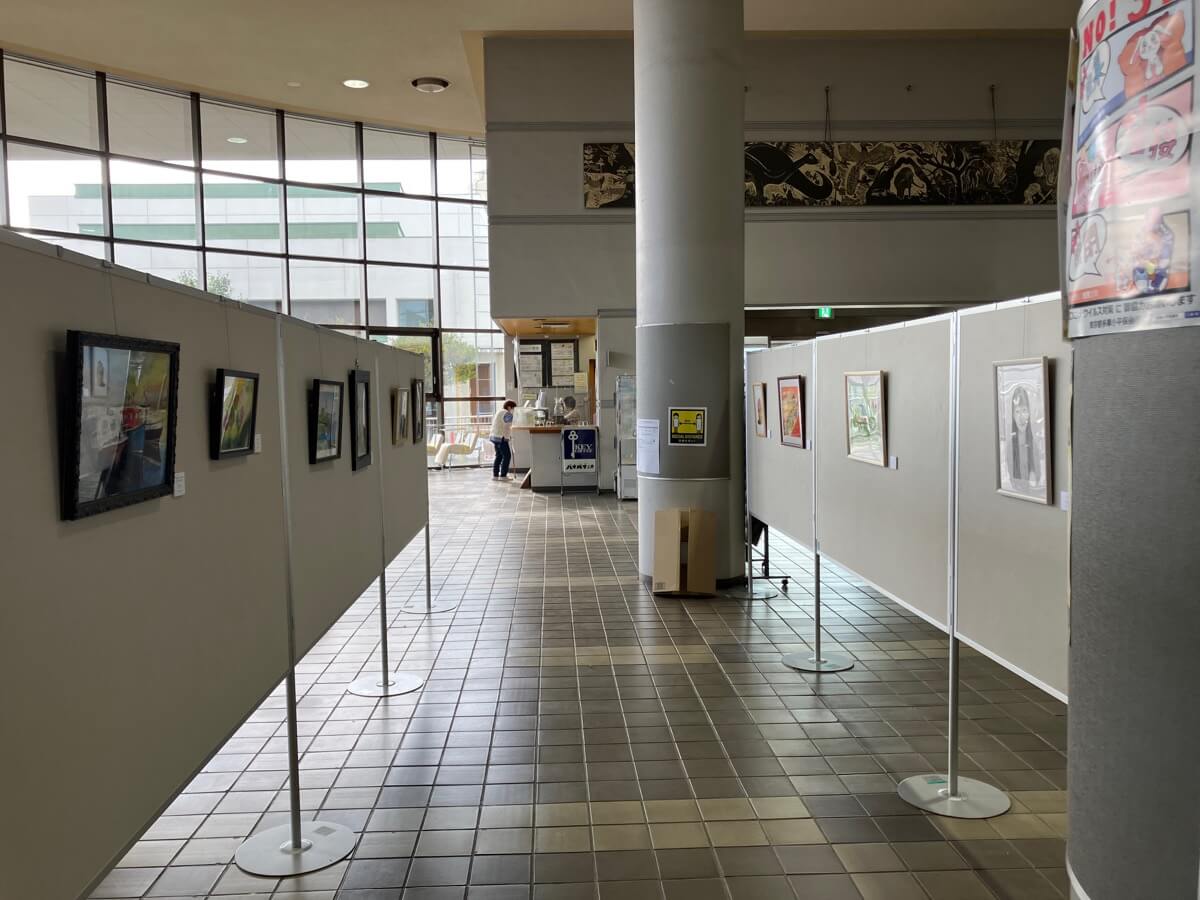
562,427,598,473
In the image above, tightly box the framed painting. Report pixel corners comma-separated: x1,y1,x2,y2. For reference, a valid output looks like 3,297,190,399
61,330,180,520
411,378,425,443
209,368,259,460
752,381,768,437
844,371,887,466
308,378,343,464
391,386,409,445
994,357,1052,504
777,375,805,449
349,368,371,471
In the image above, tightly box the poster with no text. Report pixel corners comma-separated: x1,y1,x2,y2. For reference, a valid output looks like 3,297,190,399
668,407,707,446
1065,0,1200,337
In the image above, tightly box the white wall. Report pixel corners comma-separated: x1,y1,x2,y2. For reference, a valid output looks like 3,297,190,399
0,231,427,900
745,297,1069,698
485,34,1066,319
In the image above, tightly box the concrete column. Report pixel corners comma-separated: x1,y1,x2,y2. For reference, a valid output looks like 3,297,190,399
634,0,746,583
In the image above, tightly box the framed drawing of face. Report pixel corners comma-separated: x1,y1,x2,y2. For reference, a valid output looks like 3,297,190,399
844,371,887,466
391,387,410,445
349,368,371,471
994,357,1051,504
308,378,344,464
777,375,805,449
752,382,768,437
209,368,259,460
411,378,425,443
61,331,180,520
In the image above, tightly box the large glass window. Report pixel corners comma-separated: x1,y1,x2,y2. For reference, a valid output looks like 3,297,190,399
107,81,194,164
364,128,432,196
6,143,103,232
4,58,100,149
110,160,198,244
1,50,496,440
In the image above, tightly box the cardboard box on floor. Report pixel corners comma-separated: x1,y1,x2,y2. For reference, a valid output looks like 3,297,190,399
652,507,717,597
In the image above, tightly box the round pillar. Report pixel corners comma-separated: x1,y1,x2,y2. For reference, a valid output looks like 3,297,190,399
634,0,746,583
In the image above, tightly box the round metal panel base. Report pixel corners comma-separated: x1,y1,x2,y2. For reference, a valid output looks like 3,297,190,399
897,774,1011,819
722,583,778,601
781,651,854,673
397,599,459,615
346,672,424,697
235,821,356,877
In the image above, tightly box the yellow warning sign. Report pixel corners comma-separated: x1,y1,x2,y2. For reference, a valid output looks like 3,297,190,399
668,407,707,446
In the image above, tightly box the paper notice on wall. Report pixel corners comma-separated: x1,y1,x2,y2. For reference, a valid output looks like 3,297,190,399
1065,0,1200,337
574,372,589,391
518,353,543,388
636,418,660,475
551,358,574,386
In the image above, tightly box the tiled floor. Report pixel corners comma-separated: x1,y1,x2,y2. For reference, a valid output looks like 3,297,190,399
92,468,1068,900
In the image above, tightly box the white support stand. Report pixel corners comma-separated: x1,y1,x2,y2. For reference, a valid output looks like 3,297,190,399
723,375,777,601
237,320,356,877
398,509,457,616
897,313,1010,819
348,357,424,698
784,344,852,674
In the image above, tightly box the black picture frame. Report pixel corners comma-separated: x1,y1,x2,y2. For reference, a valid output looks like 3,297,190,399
349,368,372,471
61,330,180,520
209,368,260,460
308,378,344,464
411,378,425,443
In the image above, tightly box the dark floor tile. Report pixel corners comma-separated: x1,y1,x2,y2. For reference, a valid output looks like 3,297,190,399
915,870,996,900
977,867,1063,899
715,846,783,876
1010,838,1066,868
874,815,942,842
662,878,725,900
816,818,885,844
655,848,719,879
535,853,595,884
596,880,662,900
726,875,796,900
342,858,412,889
408,857,472,887
787,873,865,899
774,844,844,875
595,850,658,882
804,796,866,818
471,855,532,885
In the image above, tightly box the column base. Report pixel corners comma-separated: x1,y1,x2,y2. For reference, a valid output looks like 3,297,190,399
235,821,356,877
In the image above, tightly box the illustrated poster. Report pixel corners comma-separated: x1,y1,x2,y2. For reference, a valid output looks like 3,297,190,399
1066,0,1200,337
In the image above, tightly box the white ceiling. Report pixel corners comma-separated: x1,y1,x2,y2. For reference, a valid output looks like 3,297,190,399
0,0,1078,136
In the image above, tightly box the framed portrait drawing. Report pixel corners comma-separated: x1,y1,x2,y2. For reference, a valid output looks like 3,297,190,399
308,378,344,464
844,371,887,466
61,331,180,520
777,376,805,449
994,357,1051,504
391,387,409,445
349,368,371,471
411,378,425,443
752,382,768,437
209,368,259,460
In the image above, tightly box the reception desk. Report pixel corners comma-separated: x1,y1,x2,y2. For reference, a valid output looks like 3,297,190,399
519,425,600,492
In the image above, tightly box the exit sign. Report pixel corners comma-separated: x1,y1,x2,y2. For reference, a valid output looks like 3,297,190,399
815,306,834,320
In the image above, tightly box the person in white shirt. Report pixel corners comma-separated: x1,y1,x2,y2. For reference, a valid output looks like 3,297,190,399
489,400,518,479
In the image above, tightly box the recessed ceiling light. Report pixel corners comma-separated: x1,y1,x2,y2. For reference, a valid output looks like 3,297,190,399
343,78,370,89
286,81,302,88
226,136,248,144
412,77,450,94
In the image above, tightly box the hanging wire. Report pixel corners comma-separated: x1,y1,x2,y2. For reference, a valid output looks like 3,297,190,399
823,86,833,144
989,84,998,143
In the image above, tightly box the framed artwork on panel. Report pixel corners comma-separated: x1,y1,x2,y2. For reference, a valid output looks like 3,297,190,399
209,368,259,460
777,375,805,449
412,378,426,443
308,378,344,464
349,368,371,471
994,357,1052,504
391,387,409,445
844,371,887,466
61,330,180,520
752,382,768,437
